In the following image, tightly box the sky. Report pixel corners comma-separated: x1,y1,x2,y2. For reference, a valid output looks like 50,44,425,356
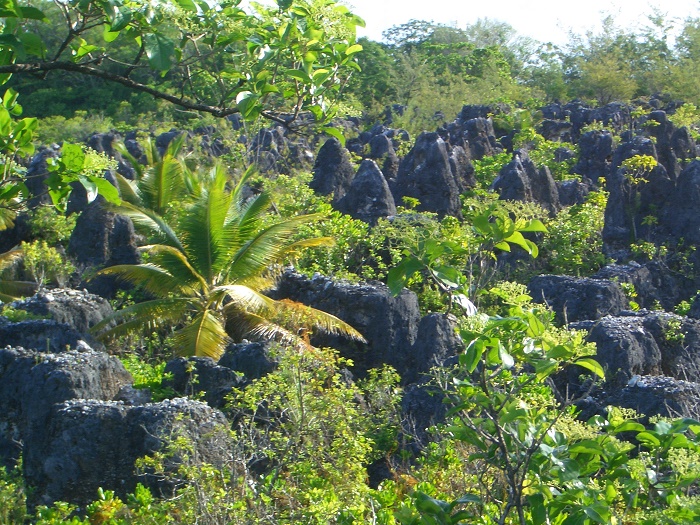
346,0,700,46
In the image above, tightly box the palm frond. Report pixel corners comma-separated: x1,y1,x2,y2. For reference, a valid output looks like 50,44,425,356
140,155,185,215
112,172,143,206
144,244,209,292
179,173,232,283
220,286,365,343
172,308,230,359
221,191,271,253
115,142,146,181
228,309,307,347
0,207,17,231
91,297,195,338
229,164,257,213
97,263,195,298
224,214,325,283
273,298,366,342
117,202,184,251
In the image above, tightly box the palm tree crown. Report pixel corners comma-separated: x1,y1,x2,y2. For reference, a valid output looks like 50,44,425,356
92,164,364,359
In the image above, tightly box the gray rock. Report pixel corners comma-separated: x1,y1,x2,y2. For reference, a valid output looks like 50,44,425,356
163,356,244,409
10,288,114,333
310,137,356,199
0,347,132,469
493,150,560,215
68,200,140,298
219,341,278,382
270,270,422,380
0,317,97,353
393,132,462,219
24,397,230,508
529,275,628,323
335,159,396,225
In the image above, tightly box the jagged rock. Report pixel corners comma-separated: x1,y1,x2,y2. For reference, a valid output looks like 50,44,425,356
583,376,700,420
539,119,573,142
557,178,593,206
448,145,477,192
659,159,700,246
0,347,132,469
463,117,501,160
25,146,62,208
164,356,244,409
0,318,97,353
602,137,674,258
219,341,278,382
573,315,662,384
393,132,462,218
493,150,560,215
270,270,422,380
573,130,613,183
68,200,140,298
310,137,356,199
368,134,400,180
529,275,628,323
335,159,396,225
573,311,700,385
24,397,230,508
10,289,114,333
647,110,699,181
592,263,690,311
155,129,185,154
404,313,463,384
400,382,447,451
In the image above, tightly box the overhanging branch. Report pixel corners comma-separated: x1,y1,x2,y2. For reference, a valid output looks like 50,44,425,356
0,61,303,126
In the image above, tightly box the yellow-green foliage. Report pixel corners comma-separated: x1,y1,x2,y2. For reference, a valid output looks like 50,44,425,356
20,240,75,288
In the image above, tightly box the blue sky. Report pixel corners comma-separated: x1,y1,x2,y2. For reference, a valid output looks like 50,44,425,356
346,0,700,46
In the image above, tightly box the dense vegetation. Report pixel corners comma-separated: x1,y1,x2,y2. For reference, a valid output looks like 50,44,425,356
2,0,700,523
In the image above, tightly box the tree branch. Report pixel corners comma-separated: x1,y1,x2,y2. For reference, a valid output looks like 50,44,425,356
0,61,242,118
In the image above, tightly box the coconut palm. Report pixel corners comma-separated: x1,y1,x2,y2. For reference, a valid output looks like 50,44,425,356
91,164,364,359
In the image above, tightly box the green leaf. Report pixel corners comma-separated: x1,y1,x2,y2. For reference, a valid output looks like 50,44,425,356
345,43,363,56
461,340,484,373
574,357,605,379
109,5,132,32
636,431,661,447
174,0,197,12
18,32,45,58
235,91,261,121
17,5,46,20
521,219,548,233
322,126,345,146
387,256,423,296
285,68,311,84
611,421,645,434
144,33,176,71
83,175,121,205
59,143,85,172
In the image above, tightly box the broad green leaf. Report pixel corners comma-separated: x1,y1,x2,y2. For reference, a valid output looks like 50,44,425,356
574,357,605,379
322,126,345,146
84,175,121,205
235,91,261,120
611,420,645,434
174,0,197,12
17,5,46,20
344,43,362,56
18,31,45,58
636,431,661,447
109,5,132,31
60,143,86,172
285,68,311,84
521,219,548,233
144,33,176,71
461,340,484,373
